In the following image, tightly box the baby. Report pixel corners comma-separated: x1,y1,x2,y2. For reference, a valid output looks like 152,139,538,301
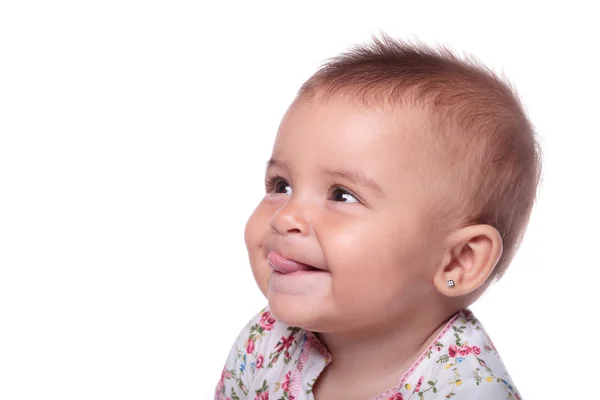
215,35,541,400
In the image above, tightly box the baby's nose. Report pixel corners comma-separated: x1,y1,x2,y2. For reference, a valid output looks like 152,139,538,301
270,199,311,236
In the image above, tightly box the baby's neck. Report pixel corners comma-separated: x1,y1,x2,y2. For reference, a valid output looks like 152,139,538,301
313,307,456,399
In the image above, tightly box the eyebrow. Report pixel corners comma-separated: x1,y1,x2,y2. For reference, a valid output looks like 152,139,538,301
265,158,384,197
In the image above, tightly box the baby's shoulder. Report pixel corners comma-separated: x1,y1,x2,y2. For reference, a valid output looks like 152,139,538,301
411,309,521,399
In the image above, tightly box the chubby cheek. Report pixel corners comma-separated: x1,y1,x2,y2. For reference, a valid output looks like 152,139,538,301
327,225,425,310
244,203,272,298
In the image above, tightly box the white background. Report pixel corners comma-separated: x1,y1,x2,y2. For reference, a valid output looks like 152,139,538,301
1,1,598,399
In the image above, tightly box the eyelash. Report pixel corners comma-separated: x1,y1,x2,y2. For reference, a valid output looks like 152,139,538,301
264,174,361,204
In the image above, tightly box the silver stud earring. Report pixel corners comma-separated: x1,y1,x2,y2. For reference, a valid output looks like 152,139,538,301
446,279,455,288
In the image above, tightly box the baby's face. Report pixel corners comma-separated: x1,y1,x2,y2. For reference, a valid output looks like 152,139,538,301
245,98,444,333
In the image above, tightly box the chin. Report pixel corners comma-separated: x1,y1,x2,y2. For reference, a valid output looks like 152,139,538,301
267,293,330,331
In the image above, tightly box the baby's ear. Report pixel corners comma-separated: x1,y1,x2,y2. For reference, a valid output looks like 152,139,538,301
432,224,503,297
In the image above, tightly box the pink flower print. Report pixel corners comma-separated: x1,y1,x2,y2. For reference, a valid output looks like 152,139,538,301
256,354,264,369
259,311,276,331
255,392,269,400
414,376,424,392
246,338,255,354
275,334,295,353
448,345,458,358
215,379,224,396
389,393,404,400
216,368,231,394
458,346,472,356
471,345,481,355
282,335,295,350
281,371,292,393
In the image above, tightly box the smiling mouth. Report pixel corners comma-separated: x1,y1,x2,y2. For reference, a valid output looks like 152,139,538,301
268,260,320,274
267,251,321,274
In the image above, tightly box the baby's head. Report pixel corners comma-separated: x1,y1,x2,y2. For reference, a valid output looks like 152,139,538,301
244,35,542,333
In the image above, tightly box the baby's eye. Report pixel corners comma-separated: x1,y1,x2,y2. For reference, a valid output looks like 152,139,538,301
265,176,292,195
275,181,292,195
331,187,359,203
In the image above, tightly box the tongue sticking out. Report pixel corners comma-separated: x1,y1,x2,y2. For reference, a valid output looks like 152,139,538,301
267,251,315,274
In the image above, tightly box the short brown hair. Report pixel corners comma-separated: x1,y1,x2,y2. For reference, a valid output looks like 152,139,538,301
297,34,543,281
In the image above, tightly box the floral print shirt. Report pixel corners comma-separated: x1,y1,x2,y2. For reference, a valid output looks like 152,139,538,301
215,307,521,400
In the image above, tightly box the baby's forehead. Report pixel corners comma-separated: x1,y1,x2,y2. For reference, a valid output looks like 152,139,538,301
273,99,441,186
283,96,436,160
